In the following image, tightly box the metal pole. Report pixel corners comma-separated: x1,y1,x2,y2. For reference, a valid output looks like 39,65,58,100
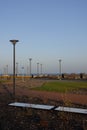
22,67,24,81
10,40,19,99
6,65,8,75
59,59,62,76
40,64,42,75
13,44,15,97
37,63,39,76
16,62,18,76
29,58,32,76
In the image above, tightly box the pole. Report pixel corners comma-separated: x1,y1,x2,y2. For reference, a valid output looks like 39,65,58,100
37,63,39,76
13,44,15,97
16,62,18,76
40,64,42,75
10,40,19,99
6,65,8,75
59,59,62,76
29,58,32,77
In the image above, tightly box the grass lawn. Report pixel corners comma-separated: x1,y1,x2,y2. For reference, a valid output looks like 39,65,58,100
32,80,87,93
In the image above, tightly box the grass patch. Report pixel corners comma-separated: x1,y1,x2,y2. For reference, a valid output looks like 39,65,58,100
32,80,87,93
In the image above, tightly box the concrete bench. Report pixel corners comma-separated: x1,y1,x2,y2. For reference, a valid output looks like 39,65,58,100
9,102,87,114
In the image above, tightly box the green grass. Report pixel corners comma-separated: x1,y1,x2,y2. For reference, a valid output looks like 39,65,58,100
32,81,87,93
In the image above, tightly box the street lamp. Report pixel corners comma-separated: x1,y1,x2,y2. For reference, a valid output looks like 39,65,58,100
6,65,8,75
59,59,62,76
29,58,32,77
16,62,18,76
10,40,19,99
40,64,42,75
21,66,24,81
37,62,39,76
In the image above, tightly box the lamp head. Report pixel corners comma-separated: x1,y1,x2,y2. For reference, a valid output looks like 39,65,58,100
10,40,19,44
29,58,32,61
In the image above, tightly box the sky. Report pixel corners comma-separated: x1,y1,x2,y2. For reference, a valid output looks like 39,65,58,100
0,0,87,74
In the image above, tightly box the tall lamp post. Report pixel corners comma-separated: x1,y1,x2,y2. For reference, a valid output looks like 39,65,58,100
6,65,8,75
16,62,19,76
29,58,32,77
59,59,62,76
10,40,19,99
21,66,24,81
40,64,42,75
37,62,39,76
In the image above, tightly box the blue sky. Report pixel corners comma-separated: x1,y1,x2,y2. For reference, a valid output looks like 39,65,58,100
0,0,87,74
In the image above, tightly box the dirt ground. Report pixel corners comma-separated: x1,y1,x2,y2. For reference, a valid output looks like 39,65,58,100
0,79,87,130
1,79,87,106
